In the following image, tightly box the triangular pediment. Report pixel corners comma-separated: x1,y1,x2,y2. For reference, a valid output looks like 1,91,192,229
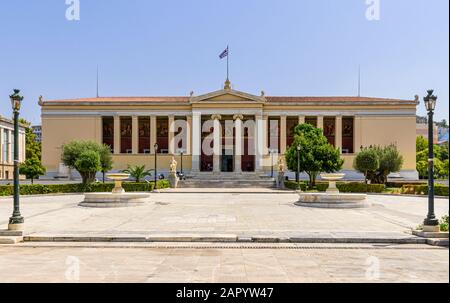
190,88,266,104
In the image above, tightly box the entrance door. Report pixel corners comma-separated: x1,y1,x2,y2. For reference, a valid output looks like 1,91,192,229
221,149,234,172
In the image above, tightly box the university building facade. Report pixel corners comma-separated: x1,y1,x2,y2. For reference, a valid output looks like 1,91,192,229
40,81,419,180
0,116,26,180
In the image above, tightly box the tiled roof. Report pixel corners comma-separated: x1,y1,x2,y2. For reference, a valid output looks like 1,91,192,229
266,96,413,103
42,96,415,104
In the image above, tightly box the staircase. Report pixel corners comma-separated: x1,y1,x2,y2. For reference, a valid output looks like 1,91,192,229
179,172,276,188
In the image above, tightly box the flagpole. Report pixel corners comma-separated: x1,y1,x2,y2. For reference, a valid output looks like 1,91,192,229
227,45,229,80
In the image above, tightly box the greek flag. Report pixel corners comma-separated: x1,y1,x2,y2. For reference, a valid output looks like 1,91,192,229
219,47,229,59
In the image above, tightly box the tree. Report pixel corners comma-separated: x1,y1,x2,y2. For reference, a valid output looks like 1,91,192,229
99,146,113,183
19,157,46,184
19,119,41,160
416,136,448,179
356,144,403,184
285,123,344,188
62,141,113,185
353,148,379,184
74,150,101,184
122,165,153,183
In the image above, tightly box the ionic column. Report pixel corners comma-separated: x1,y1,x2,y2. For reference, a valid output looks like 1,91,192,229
168,115,175,155
255,114,264,172
132,116,139,154
191,112,201,172
150,116,157,154
335,116,343,153
212,114,222,173
233,114,243,173
280,115,287,154
113,116,121,154
317,115,324,132
186,116,192,155
354,116,362,152
262,115,268,155
299,116,305,125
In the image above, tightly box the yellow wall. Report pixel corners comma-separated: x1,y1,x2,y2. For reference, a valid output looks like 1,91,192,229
356,116,416,170
42,116,101,171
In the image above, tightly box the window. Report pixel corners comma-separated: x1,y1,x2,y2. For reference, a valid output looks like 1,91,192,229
120,117,132,154
138,117,150,154
268,117,280,153
157,117,169,154
286,117,298,148
324,117,336,146
342,117,354,154
3,129,10,163
305,117,317,127
102,117,114,152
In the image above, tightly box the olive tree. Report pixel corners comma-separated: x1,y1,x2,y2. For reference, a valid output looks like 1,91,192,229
353,148,379,184
61,140,113,184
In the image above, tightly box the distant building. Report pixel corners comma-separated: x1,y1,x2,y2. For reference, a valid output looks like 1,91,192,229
416,123,439,144
0,116,26,180
32,125,42,143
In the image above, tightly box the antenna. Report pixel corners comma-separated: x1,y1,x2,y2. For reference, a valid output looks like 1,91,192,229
96,65,99,98
358,65,361,97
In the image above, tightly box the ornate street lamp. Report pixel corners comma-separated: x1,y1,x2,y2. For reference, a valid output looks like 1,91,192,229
423,90,439,231
296,144,302,191
8,89,24,231
153,143,159,187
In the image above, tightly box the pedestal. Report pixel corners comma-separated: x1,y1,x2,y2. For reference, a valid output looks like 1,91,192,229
277,172,285,189
112,180,125,194
169,173,179,188
326,181,340,194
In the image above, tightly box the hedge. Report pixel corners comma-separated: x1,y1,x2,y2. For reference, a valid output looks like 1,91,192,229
284,181,385,193
401,184,449,197
0,180,170,197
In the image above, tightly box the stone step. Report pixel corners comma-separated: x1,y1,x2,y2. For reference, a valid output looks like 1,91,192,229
0,236,23,244
179,180,276,188
0,230,23,237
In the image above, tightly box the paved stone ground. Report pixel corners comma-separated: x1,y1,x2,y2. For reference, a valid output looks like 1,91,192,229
0,243,447,282
0,192,448,238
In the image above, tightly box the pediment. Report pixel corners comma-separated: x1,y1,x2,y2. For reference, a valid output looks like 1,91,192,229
190,89,266,104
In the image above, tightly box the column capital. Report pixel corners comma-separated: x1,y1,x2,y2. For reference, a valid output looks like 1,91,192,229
211,114,222,121
233,114,244,121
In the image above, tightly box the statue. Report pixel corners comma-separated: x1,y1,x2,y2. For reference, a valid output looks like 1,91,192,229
277,157,285,173
168,157,179,188
169,157,177,174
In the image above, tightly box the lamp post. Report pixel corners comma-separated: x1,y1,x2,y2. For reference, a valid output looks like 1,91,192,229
8,89,24,231
179,150,184,175
154,143,159,188
297,144,301,191
269,149,274,178
423,90,439,231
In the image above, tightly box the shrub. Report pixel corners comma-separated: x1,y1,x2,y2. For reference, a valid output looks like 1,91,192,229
122,165,153,183
440,215,449,232
284,181,385,193
401,184,449,196
0,181,170,197
353,148,379,183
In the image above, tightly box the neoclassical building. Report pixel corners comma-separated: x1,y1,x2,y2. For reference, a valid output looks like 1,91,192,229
0,116,26,180
40,80,419,180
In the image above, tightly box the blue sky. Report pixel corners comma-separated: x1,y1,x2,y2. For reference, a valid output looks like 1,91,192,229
0,0,448,124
